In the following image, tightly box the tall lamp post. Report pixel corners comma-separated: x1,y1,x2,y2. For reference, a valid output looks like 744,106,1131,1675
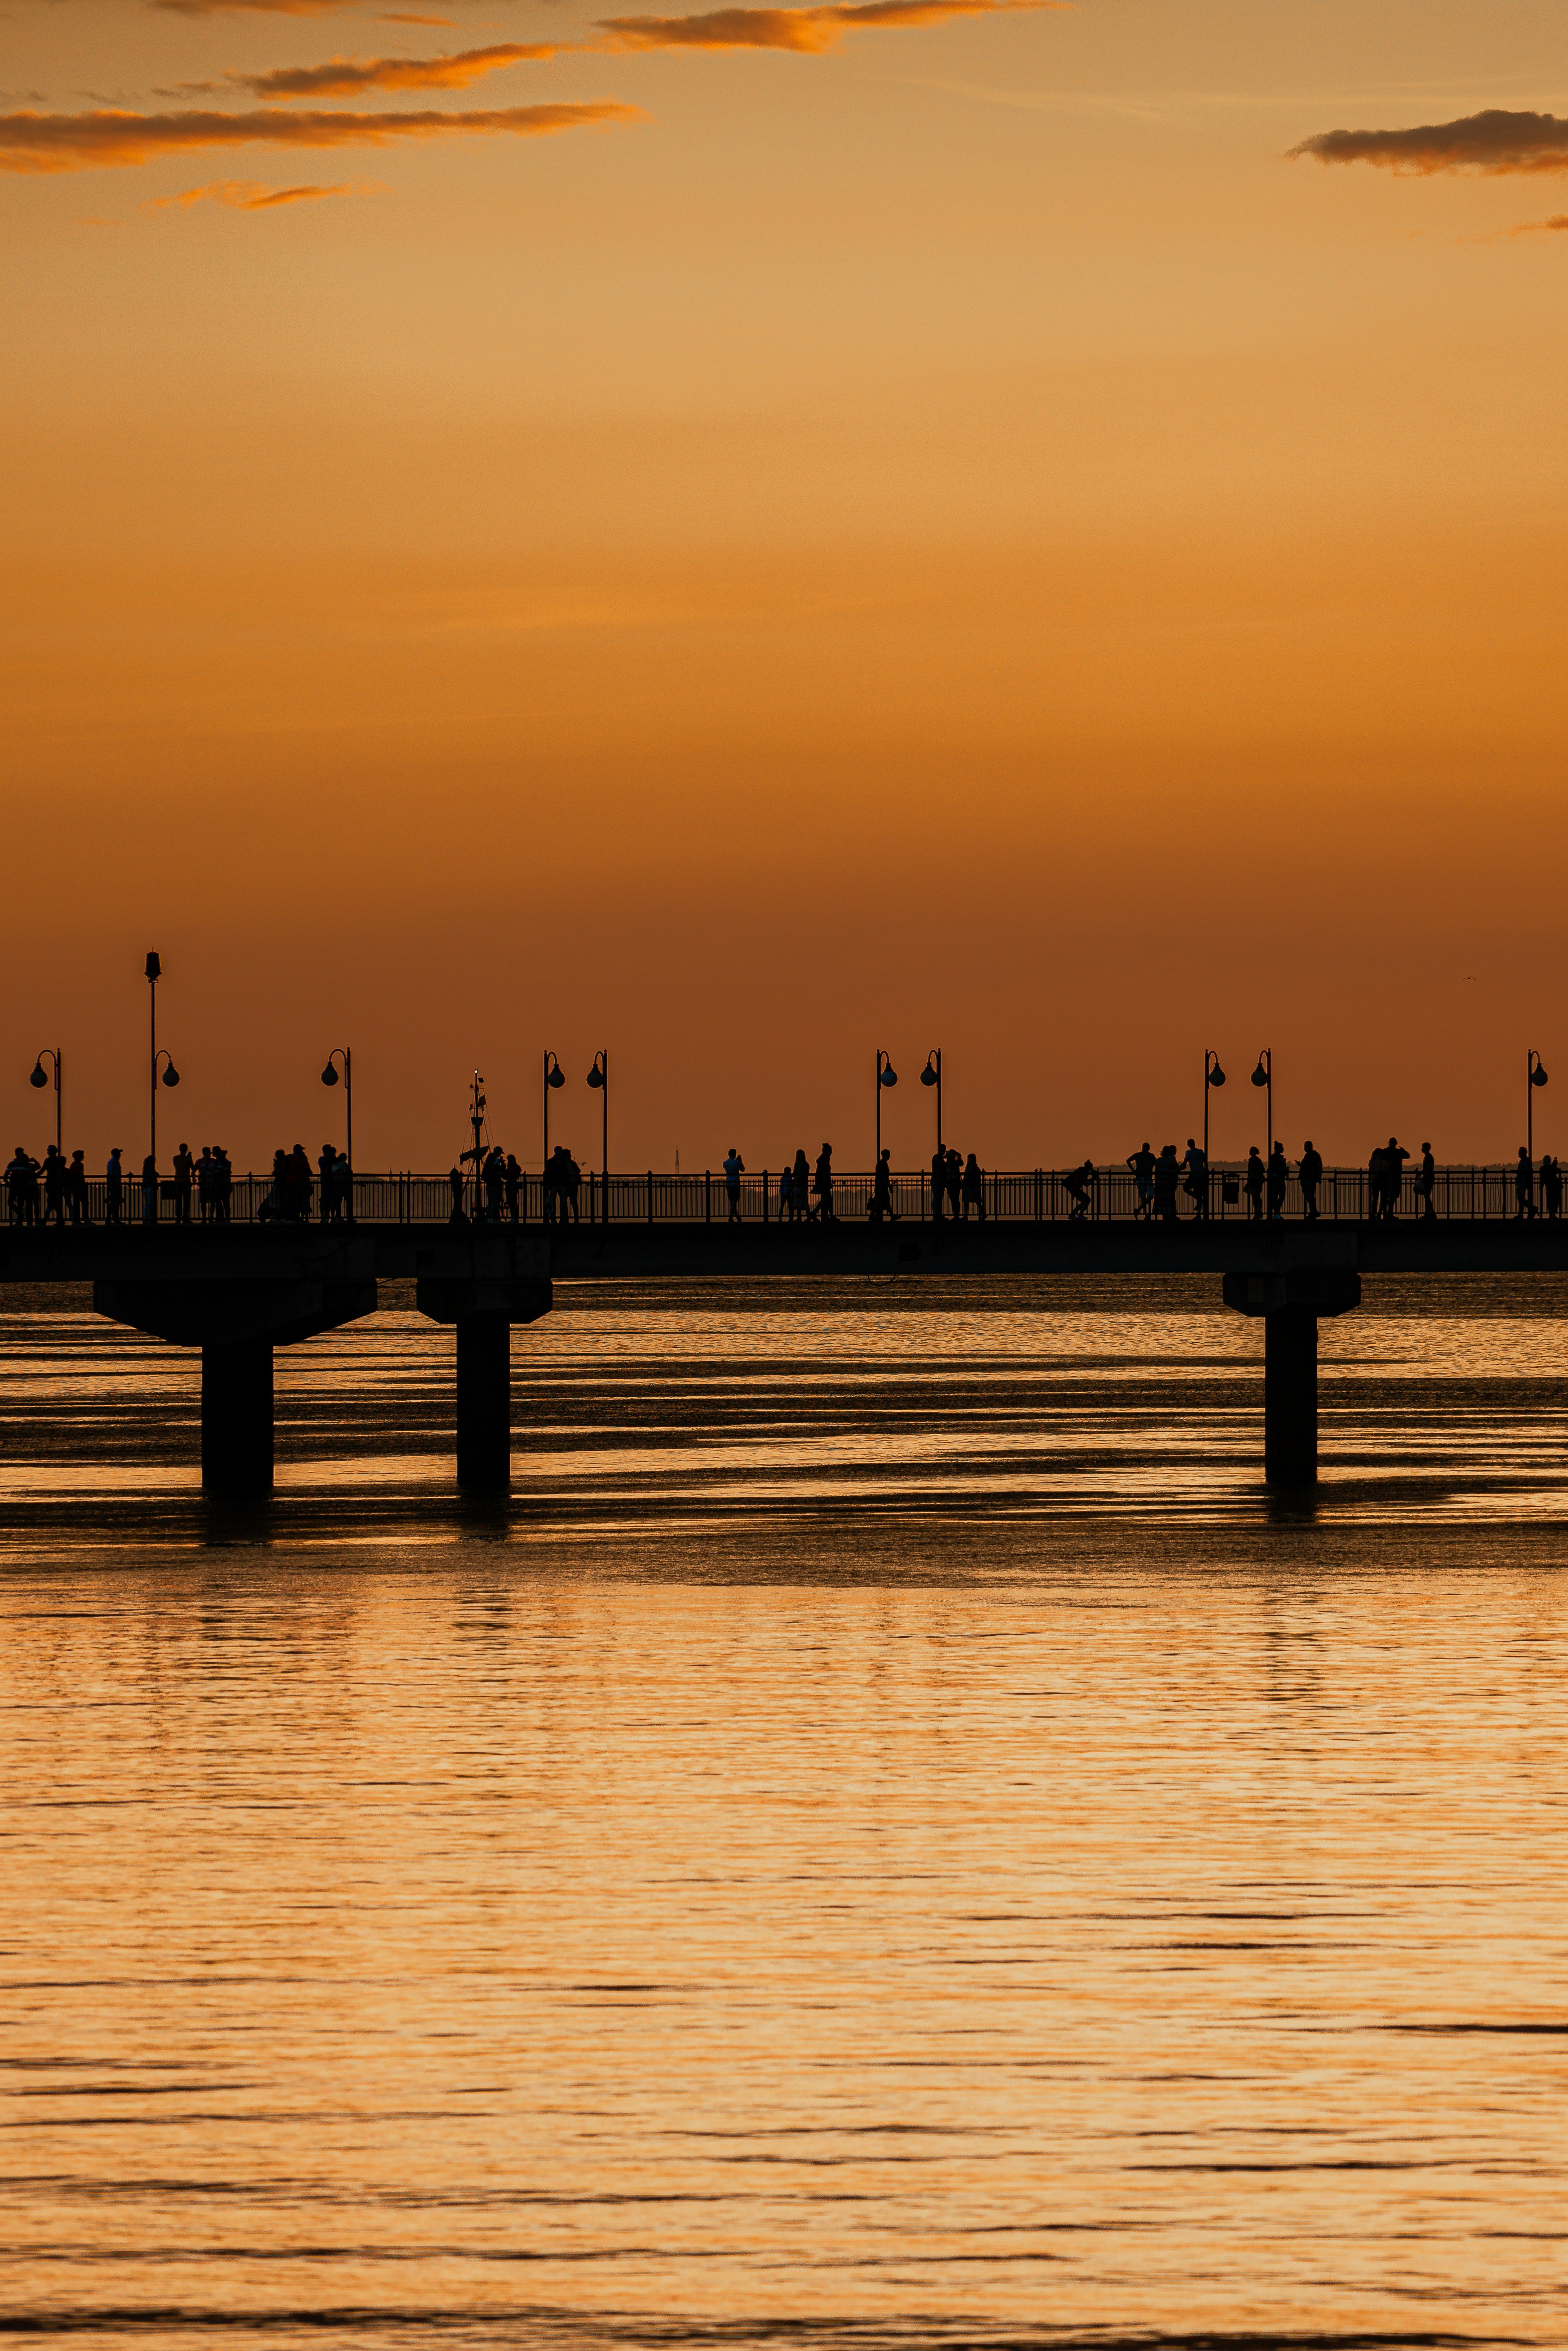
586,1052,608,1220
28,1050,62,1160
467,1070,487,1218
321,1048,353,1219
543,1051,565,1167
1203,1050,1225,1166
145,952,180,1169
920,1049,942,1153
1250,1048,1272,1168
1528,1050,1548,1188
876,1049,898,1161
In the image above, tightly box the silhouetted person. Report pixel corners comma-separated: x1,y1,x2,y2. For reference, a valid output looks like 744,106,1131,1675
1417,1142,1435,1221
6,1149,38,1227
791,1148,810,1224
871,1148,898,1224
944,1147,963,1221
105,1148,123,1227
505,1153,522,1225
141,1153,158,1226
563,1152,581,1225
288,1145,313,1222
1245,1146,1264,1221
961,1152,985,1222
1516,1146,1535,1219
1181,1137,1207,1219
1381,1138,1408,1220
215,1147,233,1223
1543,1154,1563,1221
1127,1142,1155,1219
482,1146,505,1225
929,1146,946,1223
448,1165,466,1222
1153,1142,1180,1221
197,1146,215,1224
723,1145,745,1222
320,1144,341,1225
42,1146,65,1226
814,1144,836,1221
170,1144,192,1227
1299,1140,1323,1223
66,1150,89,1227
1062,1159,1097,1220
1267,1141,1288,1221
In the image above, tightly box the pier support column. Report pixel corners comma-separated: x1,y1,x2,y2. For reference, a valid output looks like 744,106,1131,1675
1263,1308,1318,1488
455,1313,511,1495
1222,1267,1360,1490
201,1340,275,1498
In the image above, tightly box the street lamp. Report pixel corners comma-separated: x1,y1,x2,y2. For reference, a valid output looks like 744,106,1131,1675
876,1049,898,1162
1203,1050,1225,1169
543,1050,565,1166
29,1050,62,1160
145,952,180,1169
1250,1048,1272,1167
586,1051,608,1215
1528,1049,1548,1185
920,1049,942,1153
321,1049,353,1218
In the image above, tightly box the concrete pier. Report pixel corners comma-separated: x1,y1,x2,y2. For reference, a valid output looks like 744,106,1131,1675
454,1315,511,1494
201,1340,276,1498
1222,1264,1362,1488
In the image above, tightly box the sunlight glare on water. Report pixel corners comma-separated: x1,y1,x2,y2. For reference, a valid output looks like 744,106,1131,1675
1,1275,1566,2348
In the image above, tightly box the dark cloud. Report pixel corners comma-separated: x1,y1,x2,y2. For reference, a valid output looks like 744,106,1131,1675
600,0,1049,52
0,99,643,173
235,41,561,97
1291,109,1568,176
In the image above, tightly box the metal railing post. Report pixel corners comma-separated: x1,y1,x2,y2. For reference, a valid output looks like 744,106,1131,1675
647,1170,654,1225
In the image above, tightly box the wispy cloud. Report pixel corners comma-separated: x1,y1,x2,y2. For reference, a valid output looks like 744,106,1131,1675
1290,108,1568,176
155,0,369,14
233,41,562,97
145,174,381,206
0,100,643,174
601,0,1051,53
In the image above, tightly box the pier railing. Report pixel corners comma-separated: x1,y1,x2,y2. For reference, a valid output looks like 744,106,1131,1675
0,1163,1555,1228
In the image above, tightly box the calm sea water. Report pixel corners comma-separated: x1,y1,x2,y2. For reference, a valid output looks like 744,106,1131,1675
2,1275,1565,2349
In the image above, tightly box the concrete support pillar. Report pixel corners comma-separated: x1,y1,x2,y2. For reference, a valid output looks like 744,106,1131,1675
455,1312,511,1494
201,1339,274,1499
1263,1308,1318,1488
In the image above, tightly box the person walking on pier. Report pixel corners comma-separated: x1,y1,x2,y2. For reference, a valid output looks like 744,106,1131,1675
929,1145,947,1223
792,1147,810,1224
1062,1159,1097,1221
1128,1142,1155,1219
1153,1143,1180,1221
960,1153,985,1222
1417,1142,1435,1221
1245,1146,1265,1221
1543,1154,1562,1221
562,1152,581,1225
1516,1146,1535,1220
105,1148,123,1227
1181,1137,1208,1219
1267,1141,1289,1221
214,1147,233,1223
814,1144,836,1222
723,1146,745,1222
173,1145,194,1226
1380,1138,1409,1219
6,1148,39,1227
141,1153,158,1226
66,1151,89,1226
871,1148,898,1225
197,1147,215,1224
505,1153,522,1225
1299,1140,1323,1222
42,1146,66,1227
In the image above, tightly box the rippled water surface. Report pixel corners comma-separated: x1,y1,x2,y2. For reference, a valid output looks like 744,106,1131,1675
3,1276,1566,2349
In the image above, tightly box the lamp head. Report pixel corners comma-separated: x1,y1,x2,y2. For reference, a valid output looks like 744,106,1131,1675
1531,1059,1549,1087
1207,1058,1226,1088
28,1062,47,1090
880,1062,898,1087
144,952,161,981
546,1060,565,1090
321,1062,339,1087
587,1063,604,1089
920,1065,938,1087
1250,1055,1269,1088
161,1063,180,1089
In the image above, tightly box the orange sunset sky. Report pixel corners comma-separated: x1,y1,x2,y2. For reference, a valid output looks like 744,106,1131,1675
4,0,1568,1172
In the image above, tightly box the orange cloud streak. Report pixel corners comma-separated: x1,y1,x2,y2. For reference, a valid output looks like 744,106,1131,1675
237,42,565,98
1291,109,1568,175
601,0,1050,51
0,100,643,174
146,176,379,207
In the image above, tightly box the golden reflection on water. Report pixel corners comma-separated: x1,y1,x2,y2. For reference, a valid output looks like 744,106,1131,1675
1,1276,1566,2345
